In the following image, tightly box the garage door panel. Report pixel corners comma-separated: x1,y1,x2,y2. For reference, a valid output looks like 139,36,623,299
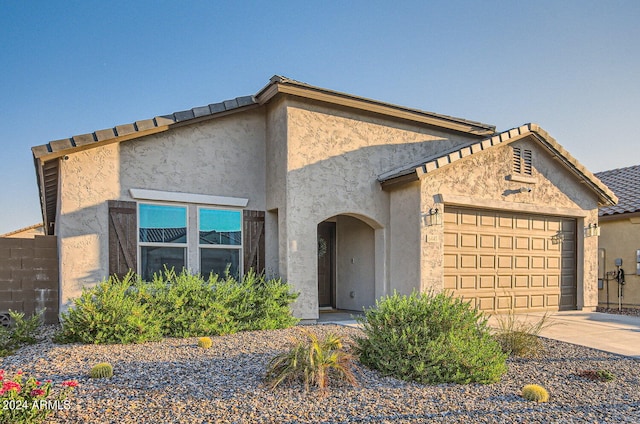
444,206,577,313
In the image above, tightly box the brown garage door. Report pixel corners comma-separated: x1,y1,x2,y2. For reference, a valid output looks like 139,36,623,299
443,206,576,313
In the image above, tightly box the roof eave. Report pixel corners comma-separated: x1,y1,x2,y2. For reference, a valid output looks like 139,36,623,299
256,76,496,137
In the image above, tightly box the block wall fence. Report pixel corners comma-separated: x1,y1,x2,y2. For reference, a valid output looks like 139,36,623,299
0,236,59,324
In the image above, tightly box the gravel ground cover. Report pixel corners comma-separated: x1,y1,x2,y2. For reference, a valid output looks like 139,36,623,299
2,324,639,423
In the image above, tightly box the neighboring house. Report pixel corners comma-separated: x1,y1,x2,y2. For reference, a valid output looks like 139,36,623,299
31,76,617,320
595,165,640,309
1,223,45,238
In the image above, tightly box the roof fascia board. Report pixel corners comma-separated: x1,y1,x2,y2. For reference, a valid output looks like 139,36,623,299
529,132,617,207
257,80,495,136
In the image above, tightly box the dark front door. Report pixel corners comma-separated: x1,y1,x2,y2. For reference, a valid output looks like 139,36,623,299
317,222,336,308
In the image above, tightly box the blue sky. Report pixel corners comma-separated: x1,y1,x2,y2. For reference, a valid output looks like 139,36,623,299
1,1,638,235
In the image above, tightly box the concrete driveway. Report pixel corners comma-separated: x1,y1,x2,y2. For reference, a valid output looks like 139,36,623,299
488,311,640,359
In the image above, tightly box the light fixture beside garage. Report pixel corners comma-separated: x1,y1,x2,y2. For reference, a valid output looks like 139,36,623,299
551,231,565,245
584,223,600,238
421,208,442,226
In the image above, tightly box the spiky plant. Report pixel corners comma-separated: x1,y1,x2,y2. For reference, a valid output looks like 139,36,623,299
197,336,213,349
89,362,114,379
265,329,357,393
521,384,549,403
493,313,554,358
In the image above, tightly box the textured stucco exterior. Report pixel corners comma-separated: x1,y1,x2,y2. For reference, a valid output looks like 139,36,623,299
281,98,479,318
48,82,607,319
598,216,640,308
417,136,601,310
57,111,267,304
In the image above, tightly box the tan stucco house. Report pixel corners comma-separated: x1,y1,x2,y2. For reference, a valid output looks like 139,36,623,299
31,76,617,319
596,165,640,309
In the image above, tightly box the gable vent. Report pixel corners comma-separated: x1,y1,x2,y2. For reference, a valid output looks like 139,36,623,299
513,147,532,176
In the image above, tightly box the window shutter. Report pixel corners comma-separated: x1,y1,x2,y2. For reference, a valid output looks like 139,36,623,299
243,210,265,274
108,200,137,278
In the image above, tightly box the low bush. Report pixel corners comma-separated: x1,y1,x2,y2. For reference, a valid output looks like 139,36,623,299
265,329,357,393
355,291,507,385
492,312,553,358
54,273,163,344
521,384,549,402
55,269,299,344
0,311,43,357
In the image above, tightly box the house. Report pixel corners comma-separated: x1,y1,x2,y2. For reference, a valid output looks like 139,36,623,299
31,76,617,320
595,165,640,309
1,223,45,238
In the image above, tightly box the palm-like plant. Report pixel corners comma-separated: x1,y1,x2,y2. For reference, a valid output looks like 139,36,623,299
265,329,357,392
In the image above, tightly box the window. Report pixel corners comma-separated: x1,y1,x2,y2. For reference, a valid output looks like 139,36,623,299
513,147,532,176
139,204,187,281
137,203,242,280
199,208,242,277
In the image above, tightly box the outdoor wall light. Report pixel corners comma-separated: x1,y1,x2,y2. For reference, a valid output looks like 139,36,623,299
551,231,565,245
421,208,442,227
584,223,600,238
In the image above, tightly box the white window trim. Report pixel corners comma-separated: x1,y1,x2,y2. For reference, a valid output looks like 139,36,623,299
130,188,248,208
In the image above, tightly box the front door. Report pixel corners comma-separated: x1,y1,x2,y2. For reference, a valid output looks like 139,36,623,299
317,222,336,308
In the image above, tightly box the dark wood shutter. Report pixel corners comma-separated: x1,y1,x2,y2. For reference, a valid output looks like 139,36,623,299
108,200,137,278
243,210,265,274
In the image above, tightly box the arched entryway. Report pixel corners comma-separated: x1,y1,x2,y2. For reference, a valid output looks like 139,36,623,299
317,214,377,311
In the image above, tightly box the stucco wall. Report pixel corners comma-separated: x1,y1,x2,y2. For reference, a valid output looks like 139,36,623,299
283,98,479,318
57,111,267,305
389,181,421,295
598,216,640,308
419,136,601,309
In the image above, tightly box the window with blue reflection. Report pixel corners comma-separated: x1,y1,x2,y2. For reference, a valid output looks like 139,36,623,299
199,209,241,245
139,204,187,244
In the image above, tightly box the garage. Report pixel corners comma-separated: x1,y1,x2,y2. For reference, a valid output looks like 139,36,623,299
443,206,577,313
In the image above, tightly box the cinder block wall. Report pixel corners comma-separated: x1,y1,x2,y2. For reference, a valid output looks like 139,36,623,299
0,236,59,324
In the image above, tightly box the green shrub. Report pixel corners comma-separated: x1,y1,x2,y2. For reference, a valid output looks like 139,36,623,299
265,329,357,392
54,273,163,344
55,269,299,344
197,337,213,349
0,310,43,357
492,312,553,358
89,362,114,379
138,269,236,337
521,384,549,402
355,291,507,385
139,268,299,337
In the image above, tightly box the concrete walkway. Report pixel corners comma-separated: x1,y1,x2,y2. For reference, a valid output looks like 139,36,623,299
319,310,640,359
487,311,640,359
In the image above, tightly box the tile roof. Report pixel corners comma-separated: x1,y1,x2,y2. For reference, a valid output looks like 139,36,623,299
595,164,640,216
31,96,257,159
378,123,618,207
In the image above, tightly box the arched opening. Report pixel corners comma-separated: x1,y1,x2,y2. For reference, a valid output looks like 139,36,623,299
317,214,377,312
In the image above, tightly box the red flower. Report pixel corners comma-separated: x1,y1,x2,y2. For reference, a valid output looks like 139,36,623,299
0,381,22,394
61,380,79,388
30,388,46,397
